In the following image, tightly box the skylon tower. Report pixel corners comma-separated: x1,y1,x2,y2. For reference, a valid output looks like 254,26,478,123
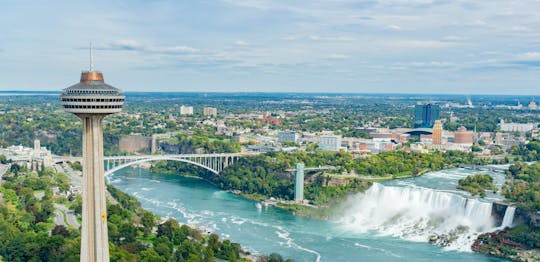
60,44,124,262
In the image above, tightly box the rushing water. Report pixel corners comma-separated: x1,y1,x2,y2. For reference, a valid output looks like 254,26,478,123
339,183,495,252
501,207,516,228
109,168,508,262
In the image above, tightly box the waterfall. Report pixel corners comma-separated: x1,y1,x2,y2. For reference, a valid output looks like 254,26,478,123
500,206,516,228
338,183,496,252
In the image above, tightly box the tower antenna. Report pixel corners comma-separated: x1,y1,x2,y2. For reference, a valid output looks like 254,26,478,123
90,42,95,71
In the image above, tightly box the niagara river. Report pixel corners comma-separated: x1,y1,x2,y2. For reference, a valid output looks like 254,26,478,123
108,167,510,262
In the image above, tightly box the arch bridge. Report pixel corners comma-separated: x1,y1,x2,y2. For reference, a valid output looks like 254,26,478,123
54,153,257,176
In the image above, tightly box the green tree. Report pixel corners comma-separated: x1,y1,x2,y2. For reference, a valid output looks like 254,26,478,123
139,248,166,262
157,218,180,241
269,253,284,262
141,211,156,236
119,223,138,243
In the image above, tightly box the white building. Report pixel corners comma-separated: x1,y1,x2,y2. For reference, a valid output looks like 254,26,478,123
203,107,217,117
499,120,536,133
0,140,53,170
318,135,342,151
180,105,194,115
278,131,298,143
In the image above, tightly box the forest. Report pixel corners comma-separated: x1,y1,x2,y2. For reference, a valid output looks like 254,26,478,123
0,165,291,262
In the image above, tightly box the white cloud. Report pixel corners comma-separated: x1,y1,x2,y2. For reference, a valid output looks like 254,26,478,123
153,46,199,53
386,24,401,31
103,40,198,53
281,36,298,41
106,39,144,50
308,35,355,41
407,61,455,67
378,0,434,4
442,36,464,41
391,40,461,48
325,54,350,59
220,0,269,10
516,52,540,61
510,26,530,32
235,40,250,46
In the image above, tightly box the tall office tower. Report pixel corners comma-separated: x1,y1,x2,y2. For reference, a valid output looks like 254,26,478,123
60,46,125,262
294,163,305,202
432,120,443,145
414,103,440,128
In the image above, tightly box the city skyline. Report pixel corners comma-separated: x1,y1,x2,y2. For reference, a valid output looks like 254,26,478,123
1,0,540,94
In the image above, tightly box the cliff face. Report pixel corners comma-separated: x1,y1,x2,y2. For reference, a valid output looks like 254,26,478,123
479,202,540,261
491,202,540,227
157,141,202,154
119,135,151,153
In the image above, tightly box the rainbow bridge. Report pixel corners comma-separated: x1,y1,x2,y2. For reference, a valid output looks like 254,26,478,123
53,152,258,175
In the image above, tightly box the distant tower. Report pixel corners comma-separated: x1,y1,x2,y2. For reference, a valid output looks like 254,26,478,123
432,120,443,145
34,139,41,152
529,98,537,110
294,163,305,202
60,44,125,262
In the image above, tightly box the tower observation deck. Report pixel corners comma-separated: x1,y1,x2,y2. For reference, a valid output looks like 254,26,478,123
60,45,124,262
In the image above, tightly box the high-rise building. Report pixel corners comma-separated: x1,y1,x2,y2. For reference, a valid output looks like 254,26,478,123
203,107,217,117
294,163,304,202
60,46,124,262
180,105,194,115
432,120,443,145
318,135,342,151
278,131,298,143
414,103,440,128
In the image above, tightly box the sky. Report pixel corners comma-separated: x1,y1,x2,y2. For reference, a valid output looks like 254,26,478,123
0,0,540,94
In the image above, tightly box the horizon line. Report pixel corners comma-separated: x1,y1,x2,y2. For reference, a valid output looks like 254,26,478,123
0,90,539,97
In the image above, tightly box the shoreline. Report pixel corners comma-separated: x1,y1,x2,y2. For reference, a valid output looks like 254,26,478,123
207,169,538,261
132,165,535,261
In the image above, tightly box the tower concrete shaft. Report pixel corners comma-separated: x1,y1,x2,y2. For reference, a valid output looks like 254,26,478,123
80,114,109,262
61,63,124,262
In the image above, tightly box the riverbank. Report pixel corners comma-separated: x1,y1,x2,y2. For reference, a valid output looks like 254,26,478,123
228,166,540,261
102,168,294,261
110,167,510,262
473,227,540,262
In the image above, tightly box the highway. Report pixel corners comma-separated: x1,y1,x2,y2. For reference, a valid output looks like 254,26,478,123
54,203,80,228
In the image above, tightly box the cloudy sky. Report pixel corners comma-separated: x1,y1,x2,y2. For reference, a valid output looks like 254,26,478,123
1,0,540,94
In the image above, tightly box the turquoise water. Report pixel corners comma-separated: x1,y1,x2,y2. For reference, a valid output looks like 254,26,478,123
109,168,507,262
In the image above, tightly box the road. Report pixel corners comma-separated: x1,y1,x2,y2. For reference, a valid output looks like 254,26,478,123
54,163,82,191
0,163,10,184
54,203,80,229
54,210,65,226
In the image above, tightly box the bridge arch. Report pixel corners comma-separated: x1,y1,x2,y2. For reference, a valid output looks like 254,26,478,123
105,156,220,176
